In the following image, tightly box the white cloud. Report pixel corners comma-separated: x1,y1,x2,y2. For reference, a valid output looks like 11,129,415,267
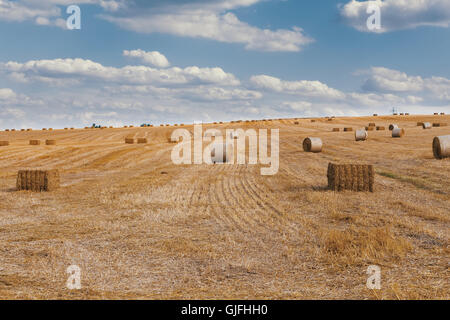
362,67,450,101
340,0,450,33
123,49,170,68
0,58,240,86
0,0,313,52
250,74,346,100
104,10,313,52
0,88,16,100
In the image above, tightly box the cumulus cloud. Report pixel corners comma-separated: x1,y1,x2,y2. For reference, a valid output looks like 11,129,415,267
123,49,170,68
0,58,240,86
339,0,450,33
250,74,346,100
362,67,450,101
0,0,313,52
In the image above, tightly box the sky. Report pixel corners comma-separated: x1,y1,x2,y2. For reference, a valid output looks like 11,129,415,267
0,0,450,128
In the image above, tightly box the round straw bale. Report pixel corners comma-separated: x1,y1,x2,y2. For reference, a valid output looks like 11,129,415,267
0,141,9,146
433,135,450,159
27,128,32,131
422,122,432,129
137,138,148,144
30,140,41,145
405,113,410,115
376,126,385,131
45,139,56,145
440,112,445,115
355,129,368,141
392,128,405,138
5,129,9,131
389,124,398,131
343,127,353,132
303,137,322,153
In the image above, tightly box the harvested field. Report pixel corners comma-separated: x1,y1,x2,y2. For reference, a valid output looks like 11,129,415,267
0,114,449,300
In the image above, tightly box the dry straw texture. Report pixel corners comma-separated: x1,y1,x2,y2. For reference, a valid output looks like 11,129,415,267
433,135,450,159
16,169,60,192
303,137,322,153
392,128,405,138
327,163,374,192
0,141,9,146
29,140,41,145
45,140,57,145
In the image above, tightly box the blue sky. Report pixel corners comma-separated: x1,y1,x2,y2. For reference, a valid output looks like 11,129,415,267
0,0,449,128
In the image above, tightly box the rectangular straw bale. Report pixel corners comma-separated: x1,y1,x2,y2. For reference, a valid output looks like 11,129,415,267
29,140,41,145
343,127,353,132
17,169,60,192
0,141,9,146
376,126,385,130
137,138,147,144
327,163,374,192
125,138,135,144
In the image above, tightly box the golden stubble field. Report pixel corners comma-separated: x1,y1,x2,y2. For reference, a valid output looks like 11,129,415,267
0,114,448,300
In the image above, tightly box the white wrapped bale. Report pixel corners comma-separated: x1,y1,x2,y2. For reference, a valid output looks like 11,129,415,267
303,137,322,153
389,124,398,131
355,129,368,141
433,135,450,159
392,128,405,138
422,122,432,129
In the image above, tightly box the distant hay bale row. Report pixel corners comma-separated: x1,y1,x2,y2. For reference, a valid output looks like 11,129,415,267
433,135,450,159
392,128,405,138
0,141,9,146
303,137,322,153
355,129,368,141
433,123,448,127
327,163,374,192
16,169,60,192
